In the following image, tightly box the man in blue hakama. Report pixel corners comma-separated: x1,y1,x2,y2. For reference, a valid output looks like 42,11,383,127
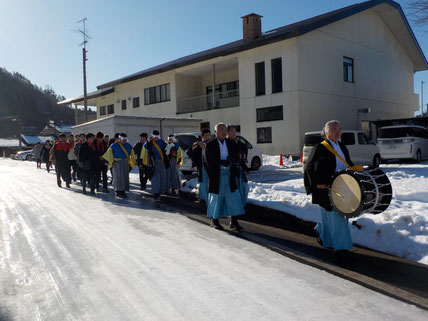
304,120,353,251
103,133,136,198
165,135,183,195
227,124,249,207
205,123,244,231
141,130,167,200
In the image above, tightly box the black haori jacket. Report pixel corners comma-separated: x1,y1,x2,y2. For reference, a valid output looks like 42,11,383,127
187,144,204,182
204,138,240,194
304,140,354,211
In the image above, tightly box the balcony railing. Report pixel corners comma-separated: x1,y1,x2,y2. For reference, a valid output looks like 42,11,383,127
177,89,239,114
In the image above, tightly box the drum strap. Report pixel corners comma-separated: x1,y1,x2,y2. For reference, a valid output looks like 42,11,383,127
321,141,363,171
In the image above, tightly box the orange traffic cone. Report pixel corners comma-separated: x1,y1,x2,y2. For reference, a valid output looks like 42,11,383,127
279,154,284,166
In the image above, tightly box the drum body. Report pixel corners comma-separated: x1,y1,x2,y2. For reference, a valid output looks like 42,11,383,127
329,168,392,219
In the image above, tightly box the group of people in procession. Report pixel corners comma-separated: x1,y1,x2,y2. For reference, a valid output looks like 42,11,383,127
31,130,186,199
31,119,356,251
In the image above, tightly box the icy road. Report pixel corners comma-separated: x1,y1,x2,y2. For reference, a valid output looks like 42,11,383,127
0,159,426,321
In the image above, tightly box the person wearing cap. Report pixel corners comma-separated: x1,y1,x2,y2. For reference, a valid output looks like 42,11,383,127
227,125,249,207
79,133,97,195
53,133,72,188
165,135,183,195
94,131,109,193
102,133,136,197
188,128,212,204
141,130,167,200
204,123,245,230
133,133,149,190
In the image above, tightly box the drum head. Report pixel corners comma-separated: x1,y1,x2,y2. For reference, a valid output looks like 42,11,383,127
330,173,362,217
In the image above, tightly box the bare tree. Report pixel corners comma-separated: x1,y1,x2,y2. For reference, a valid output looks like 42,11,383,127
408,1,428,27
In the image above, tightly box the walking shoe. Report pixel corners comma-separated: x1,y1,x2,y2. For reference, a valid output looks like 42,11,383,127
66,183,71,188
229,218,243,231
170,189,176,196
57,179,62,188
90,189,96,195
211,219,224,230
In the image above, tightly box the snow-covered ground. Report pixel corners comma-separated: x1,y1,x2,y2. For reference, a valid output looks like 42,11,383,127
1,158,427,320
182,155,428,265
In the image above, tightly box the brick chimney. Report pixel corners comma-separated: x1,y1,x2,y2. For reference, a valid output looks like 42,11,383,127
241,13,263,42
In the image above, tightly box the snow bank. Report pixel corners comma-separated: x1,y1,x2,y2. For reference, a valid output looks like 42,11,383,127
182,155,428,265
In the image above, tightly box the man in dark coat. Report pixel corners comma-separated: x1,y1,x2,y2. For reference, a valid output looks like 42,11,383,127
204,122,244,230
133,132,149,190
53,133,72,188
94,131,109,193
79,133,97,195
304,120,354,251
188,128,211,204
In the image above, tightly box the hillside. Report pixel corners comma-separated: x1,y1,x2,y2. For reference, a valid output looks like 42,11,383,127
0,67,92,137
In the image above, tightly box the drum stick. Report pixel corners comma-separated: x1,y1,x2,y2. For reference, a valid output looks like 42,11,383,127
328,187,343,199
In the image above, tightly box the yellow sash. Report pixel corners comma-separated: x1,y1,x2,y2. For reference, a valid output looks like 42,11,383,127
321,140,363,171
118,143,135,168
152,141,164,162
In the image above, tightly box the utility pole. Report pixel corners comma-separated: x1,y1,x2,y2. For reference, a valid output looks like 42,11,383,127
421,80,425,117
77,18,91,123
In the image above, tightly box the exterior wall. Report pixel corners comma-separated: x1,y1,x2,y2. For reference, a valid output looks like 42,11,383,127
296,9,419,149
87,8,422,156
238,38,300,155
95,70,177,119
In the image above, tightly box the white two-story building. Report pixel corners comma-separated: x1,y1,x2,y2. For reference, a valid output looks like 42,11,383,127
61,0,427,155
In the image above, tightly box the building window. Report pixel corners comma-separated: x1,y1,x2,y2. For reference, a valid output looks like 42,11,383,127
271,58,282,93
257,127,272,144
256,106,283,122
100,106,106,116
255,62,265,96
343,57,354,83
133,97,140,108
107,104,114,114
206,80,239,107
121,100,127,110
144,83,170,105
200,122,210,131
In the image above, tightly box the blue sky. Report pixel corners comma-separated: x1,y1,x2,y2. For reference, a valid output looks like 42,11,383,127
0,0,427,113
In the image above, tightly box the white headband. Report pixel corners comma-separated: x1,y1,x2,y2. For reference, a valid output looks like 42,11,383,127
152,135,161,139
119,136,127,140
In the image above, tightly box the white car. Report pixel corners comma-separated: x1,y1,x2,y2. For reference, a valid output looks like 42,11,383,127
302,130,381,167
175,132,263,175
377,125,428,162
14,150,33,161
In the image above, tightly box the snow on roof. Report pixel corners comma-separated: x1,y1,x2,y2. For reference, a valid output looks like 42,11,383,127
0,138,20,147
21,135,55,145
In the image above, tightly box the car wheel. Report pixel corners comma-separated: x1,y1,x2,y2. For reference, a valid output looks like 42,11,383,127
26,155,31,161
415,149,422,163
372,154,381,168
250,156,261,171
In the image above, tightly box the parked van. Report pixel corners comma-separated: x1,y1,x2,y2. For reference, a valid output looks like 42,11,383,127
175,132,263,174
302,130,381,167
377,125,428,162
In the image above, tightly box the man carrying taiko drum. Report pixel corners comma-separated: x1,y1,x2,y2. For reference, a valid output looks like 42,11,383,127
304,120,354,252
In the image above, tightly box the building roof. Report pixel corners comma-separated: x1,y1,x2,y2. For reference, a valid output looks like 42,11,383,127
96,0,427,90
57,86,114,105
21,135,55,146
